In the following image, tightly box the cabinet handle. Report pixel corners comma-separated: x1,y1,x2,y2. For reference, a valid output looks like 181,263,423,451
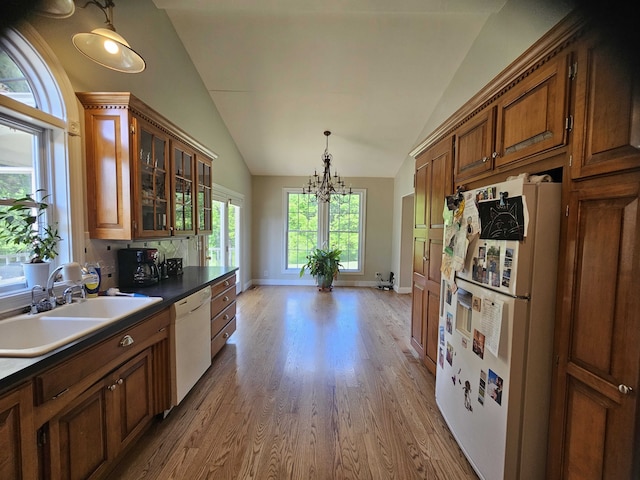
223,314,229,320
618,384,634,395
492,151,499,159
119,334,134,347
223,295,229,302
481,156,488,163
224,280,230,287
223,332,230,339
52,388,69,400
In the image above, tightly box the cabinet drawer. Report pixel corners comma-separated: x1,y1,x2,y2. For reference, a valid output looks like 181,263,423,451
34,309,170,407
210,273,236,299
210,285,236,317
211,302,236,339
211,317,236,358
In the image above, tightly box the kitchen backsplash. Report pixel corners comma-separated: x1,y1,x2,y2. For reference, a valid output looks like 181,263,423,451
84,235,197,291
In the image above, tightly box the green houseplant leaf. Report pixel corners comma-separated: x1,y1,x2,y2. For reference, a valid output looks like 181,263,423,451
0,190,62,263
299,246,343,282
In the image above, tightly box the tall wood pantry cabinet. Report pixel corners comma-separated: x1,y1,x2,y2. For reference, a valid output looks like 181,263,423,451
410,11,639,479
411,135,452,375
77,92,216,240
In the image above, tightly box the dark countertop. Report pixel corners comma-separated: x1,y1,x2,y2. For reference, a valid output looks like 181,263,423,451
0,266,237,395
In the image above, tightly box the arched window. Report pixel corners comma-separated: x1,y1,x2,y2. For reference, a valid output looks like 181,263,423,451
0,27,76,297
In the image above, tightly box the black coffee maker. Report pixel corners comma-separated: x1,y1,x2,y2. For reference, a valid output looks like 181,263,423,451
117,248,160,287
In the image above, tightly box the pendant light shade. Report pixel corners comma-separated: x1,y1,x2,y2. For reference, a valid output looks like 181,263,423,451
72,28,146,73
35,0,76,18
71,1,146,74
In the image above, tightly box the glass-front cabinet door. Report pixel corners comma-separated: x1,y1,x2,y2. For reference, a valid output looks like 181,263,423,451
171,140,195,235
134,117,170,237
196,155,213,234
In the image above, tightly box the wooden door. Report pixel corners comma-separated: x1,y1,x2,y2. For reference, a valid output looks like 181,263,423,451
133,117,171,238
47,380,111,480
79,101,133,240
571,30,640,179
171,140,196,236
196,154,213,234
107,350,154,456
411,152,429,358
454,106,496,182
0,383,36,480
410,137,453,374
547,175,640,479
495,53,570,167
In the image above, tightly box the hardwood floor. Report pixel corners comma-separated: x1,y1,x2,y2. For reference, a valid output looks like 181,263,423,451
107,286,478,480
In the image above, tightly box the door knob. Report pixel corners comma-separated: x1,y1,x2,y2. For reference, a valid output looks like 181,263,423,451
618,384,634,395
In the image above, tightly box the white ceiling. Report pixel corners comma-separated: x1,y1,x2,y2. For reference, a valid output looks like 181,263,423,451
152,0,507,178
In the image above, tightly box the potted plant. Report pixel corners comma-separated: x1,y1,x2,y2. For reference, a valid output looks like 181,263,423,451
0,190,62,288
299,246,343,291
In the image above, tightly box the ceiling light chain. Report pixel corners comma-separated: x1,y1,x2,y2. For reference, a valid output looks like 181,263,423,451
81,0,116,30
303,131,352,203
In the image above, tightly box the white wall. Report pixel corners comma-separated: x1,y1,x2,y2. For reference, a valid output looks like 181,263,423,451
252,176,394,286
26,0,253,289
390,0,573,292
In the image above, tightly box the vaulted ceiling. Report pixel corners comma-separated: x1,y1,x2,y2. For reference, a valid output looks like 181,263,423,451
152,0,508,178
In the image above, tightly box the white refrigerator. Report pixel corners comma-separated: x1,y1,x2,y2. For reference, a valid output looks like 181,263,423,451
435,178,561,480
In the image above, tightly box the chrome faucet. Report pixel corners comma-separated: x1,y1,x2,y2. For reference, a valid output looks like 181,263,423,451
46,265,65,307
63,284,86,304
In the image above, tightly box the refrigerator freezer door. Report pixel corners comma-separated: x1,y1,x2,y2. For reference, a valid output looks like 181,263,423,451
457,180,561,299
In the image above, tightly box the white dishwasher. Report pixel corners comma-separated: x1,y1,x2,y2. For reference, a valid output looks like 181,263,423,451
171,286,211,405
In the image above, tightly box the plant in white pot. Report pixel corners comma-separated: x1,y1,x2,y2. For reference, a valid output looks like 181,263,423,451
0,190,62,288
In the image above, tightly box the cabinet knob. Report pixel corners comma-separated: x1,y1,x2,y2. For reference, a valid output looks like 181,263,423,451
482,156,488,163
108,384,117,391
117,378,123,385
492,151,499,159
223,314,229,320
223,332,230,339
224,280,230,287
618,384,634,395
119,334,134,347
223,295,229,302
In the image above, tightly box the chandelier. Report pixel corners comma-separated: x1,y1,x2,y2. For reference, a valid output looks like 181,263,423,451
303,131,352,202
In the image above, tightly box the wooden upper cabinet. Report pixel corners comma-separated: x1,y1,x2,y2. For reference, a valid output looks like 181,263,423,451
134,118,171,238
454,106,496,182
196,154,213,234
171,140,196,236
494,53,570,167
77,92,217,240
571,30,640,179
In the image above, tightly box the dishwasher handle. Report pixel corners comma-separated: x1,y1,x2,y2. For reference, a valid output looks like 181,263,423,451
188,301,208,315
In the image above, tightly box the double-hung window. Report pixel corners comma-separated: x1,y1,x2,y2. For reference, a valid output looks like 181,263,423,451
285,188,366,273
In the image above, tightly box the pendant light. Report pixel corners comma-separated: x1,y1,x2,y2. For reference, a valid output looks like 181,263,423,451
35,0,76,18
303,131,352,202
72,0,146,73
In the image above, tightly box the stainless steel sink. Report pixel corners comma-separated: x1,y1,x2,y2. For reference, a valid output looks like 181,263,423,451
0,296,162,357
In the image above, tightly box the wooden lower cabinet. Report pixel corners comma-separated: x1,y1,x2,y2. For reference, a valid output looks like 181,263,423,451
547,174,640,479
210,272,237,358
45,350,154,480
0,383,37,480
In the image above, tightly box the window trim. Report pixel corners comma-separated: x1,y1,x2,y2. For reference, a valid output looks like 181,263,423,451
283,188,366,275
0,25,81,312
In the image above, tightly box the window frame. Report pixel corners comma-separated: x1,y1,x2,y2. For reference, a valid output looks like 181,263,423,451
0,26,78,308
284,188,366,275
